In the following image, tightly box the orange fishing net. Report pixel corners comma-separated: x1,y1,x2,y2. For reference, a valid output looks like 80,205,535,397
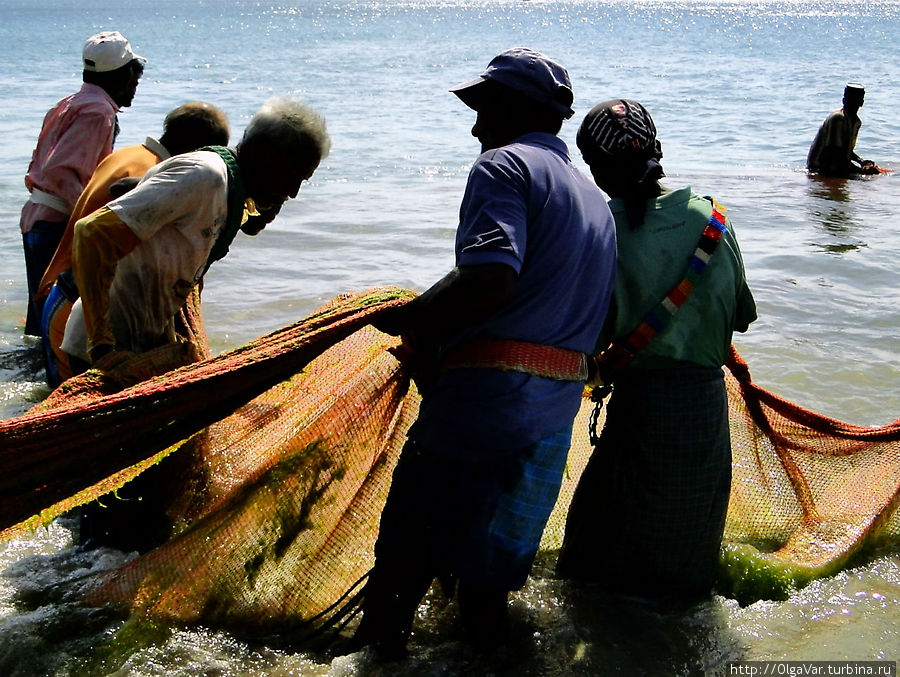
0,287,897,633
716,349,900,603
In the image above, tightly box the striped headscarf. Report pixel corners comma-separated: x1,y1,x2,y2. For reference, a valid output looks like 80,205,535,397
577,99,660,160
577,99,665,228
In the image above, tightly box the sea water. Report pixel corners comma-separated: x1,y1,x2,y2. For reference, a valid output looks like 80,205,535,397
0,0,897,674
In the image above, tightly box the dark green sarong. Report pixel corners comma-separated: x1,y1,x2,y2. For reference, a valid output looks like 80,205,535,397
558,365,731,604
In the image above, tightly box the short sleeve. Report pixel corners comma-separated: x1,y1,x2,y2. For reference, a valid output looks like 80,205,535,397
456,153,528,273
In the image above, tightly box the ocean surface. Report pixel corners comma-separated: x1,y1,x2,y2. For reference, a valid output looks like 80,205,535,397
0,0,898,674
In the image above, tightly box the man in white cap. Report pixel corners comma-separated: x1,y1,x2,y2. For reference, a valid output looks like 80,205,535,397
353,47,617,658
19,30,144,335
807,82,881,177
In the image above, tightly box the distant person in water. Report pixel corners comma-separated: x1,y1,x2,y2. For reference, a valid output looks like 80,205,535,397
807,83,881,177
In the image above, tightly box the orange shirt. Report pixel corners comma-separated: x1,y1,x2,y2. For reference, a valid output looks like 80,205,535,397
37,138,168,299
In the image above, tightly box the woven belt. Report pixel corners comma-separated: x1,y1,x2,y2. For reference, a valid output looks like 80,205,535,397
441,339,589,382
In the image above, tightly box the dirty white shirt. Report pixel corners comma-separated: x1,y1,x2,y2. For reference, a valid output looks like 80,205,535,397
63,151,229,359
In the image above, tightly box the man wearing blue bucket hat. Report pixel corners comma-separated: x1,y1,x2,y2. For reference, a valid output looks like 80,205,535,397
354,47,617,658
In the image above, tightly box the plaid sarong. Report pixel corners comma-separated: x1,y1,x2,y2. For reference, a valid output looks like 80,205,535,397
558,365,731,602
473,426,573,586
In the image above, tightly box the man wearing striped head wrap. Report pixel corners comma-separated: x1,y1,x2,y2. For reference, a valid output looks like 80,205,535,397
576,98,664,229
558,98,758,607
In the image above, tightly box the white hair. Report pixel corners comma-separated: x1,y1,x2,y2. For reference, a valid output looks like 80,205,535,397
240,97,331,163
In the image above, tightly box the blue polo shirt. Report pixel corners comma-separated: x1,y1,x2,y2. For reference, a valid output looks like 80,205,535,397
409,132,616,459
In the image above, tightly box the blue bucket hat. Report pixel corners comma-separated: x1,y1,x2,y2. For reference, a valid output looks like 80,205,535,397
450,47,575,119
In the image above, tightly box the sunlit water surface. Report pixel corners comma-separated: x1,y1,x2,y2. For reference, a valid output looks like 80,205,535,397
0,0,898,674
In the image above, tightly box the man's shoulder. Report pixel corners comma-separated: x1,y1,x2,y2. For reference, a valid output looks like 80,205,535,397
118,152,229,212
151,151,228,181
96,144,159,178
659,188,716,221
684,189,712,211
823,109,849,125
111,152,230,224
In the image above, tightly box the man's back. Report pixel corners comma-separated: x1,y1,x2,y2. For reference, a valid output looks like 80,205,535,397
23,84,119,220
807,108,860,175
38,140,165,299
62,151,230,359
454,132,615,353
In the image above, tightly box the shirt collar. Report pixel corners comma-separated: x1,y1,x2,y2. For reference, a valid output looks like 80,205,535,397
513,131,569,158
142,136,170,160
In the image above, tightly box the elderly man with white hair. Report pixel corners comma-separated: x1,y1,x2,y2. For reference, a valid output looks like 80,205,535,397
61,97,330,369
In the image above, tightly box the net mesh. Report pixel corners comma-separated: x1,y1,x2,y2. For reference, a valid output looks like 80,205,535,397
0,287,897,631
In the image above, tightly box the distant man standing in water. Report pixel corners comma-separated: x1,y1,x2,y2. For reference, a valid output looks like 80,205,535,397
807,83,880,177
20,30,144,336
354,47,617,658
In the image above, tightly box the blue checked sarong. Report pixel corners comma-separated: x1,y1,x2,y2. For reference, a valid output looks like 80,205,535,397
373,425,573,591
474,427,573,585
22,219,66,336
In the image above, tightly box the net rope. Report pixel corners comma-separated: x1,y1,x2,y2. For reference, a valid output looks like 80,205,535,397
0,287,897,630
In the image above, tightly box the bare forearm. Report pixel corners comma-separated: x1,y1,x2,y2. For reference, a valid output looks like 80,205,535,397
377,263,518,341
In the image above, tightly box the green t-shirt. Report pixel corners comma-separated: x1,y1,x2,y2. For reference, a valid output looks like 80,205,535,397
601,186,757,369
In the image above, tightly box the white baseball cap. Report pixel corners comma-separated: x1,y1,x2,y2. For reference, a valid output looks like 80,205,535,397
82,31,145,73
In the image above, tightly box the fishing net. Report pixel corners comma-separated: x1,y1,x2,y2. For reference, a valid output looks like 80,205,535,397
0,287,898,634
716,348,900,603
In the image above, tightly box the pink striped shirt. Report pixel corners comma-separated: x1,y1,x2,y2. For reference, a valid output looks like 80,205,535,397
20,83,119,233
